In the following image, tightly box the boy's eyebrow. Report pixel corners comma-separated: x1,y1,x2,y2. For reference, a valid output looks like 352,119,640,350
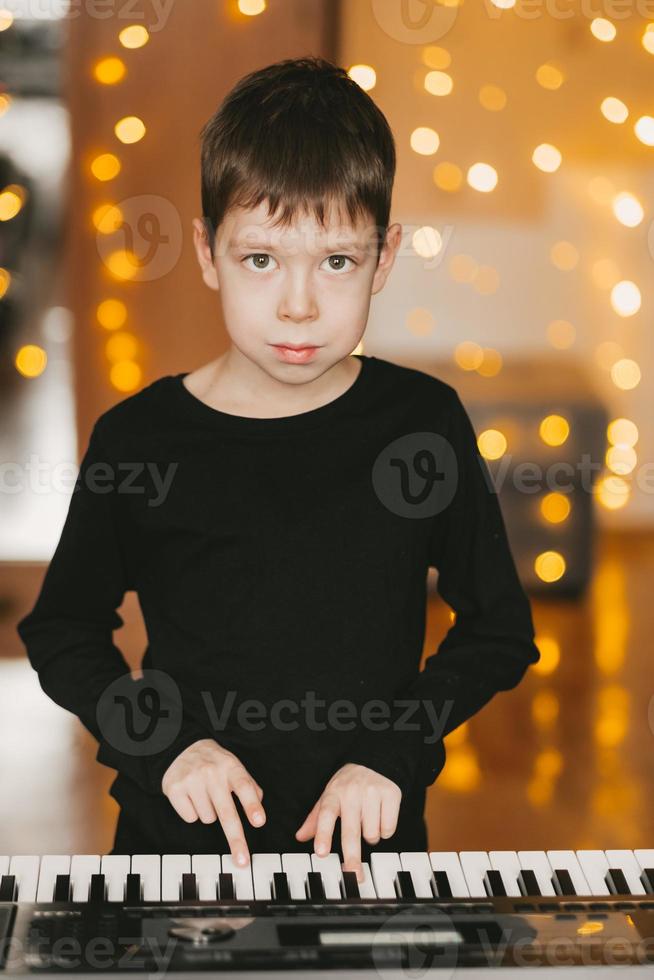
227,236,367,251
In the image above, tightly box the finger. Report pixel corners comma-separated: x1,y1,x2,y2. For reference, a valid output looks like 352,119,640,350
231,770,266,827
340,798,363,882
211,790,250,867
167,787,198,823
380,787,400,839
187,781,219,824
314,795,339,856
295,799,320,841
361,790,381,846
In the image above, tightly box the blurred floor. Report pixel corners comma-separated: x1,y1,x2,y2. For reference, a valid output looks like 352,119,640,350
1,529,652,855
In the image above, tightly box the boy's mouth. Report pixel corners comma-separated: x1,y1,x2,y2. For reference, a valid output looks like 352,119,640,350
271,344,320,363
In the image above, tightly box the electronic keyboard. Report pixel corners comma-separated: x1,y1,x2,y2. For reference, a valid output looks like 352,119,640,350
1,849,653,974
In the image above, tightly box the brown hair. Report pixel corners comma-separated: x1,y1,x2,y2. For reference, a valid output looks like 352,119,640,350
199,56,396,264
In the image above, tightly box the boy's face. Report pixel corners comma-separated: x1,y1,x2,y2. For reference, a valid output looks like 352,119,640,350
192,199,402,382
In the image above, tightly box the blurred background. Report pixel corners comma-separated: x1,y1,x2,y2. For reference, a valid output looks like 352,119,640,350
0,0,652,855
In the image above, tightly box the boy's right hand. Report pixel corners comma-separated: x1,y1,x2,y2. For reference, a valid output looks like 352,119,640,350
161,738,265,868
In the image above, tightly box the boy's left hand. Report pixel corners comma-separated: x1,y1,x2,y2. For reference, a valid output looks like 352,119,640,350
295,763,402,882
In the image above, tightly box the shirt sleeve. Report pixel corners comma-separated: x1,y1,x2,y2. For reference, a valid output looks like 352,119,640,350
344,389,541,798
15,418,210,796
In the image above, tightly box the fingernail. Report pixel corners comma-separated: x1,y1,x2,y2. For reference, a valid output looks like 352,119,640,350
317,843,327,855
252,811,263,824
237,852,247,866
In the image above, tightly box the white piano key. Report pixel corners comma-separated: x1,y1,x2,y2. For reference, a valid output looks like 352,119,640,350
358,862,377,899
400,852,436,898
251,853,281,900
191,855,221,901
311,853,343,900
221,855,254,900
604,850,646,895
100,855,130,902
370,852,401,899
547,850,591,896
8,856,40,902
70,855,101,902
634,849,654,885
488,851,523,897
161,855,191,901
131,855,161,901
460,851,492,898
577,851,610,895
282,853,312,901
429,851,470,898
517,851,556,896
36,855,71,902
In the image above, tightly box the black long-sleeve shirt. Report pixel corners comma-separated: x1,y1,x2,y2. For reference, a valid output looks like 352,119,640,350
16,354,539,854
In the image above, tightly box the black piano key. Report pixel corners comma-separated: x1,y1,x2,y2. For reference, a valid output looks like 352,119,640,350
484,869,507,897
432,870,453,898
395,870,416,900
272,872,291,901
341,871,360,899
89,874,106,903
640,868,654,894
53,874,71,902
218,872,235,900
552,869,576,896
124,873,141,904
605,869,630,896
0,875,16,902
306,871,326,901
181,873,198,901
518,869,542,897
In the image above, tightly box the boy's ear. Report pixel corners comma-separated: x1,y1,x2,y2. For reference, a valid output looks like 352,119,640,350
192,217,220,291
371,222,402,295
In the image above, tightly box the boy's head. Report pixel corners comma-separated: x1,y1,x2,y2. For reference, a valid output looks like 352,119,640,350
192,56,402,383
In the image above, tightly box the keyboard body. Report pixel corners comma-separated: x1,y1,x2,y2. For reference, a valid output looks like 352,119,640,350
0,849,653,974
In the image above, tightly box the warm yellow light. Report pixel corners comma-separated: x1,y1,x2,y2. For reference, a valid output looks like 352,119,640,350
534,551,566,583
472,265,500,295
590,17,616,41
0,266,10,299
588,176,615,204
106,249,140,280
477,348,503,377
489,0,515,8
540,492,571,524
610,280,641,316
15,344,47,378
424,70,453,96
110,360,142,392
433,161,463,191
422,46,451,69
93,204,123,234
412,226,442,259
410,127,440,155
595,340,623,370
606,445,637,475
532,143,562,173
479,84,506,111
348,64,376,91
531,690,559,728
612,192,644,227
467,162,498,192
600,96,628,124
0,185,24,221
607,418,638,448
478,428,507,459
94,57,126,85
533,635,561,675
643,24,654,54
238,0,266,13
591,258,620,289
118,24,149,48
454,341,484,371
550,241,578,270
596,474,630,509
535,747,563,776
610,358,641,390
539,414,569,447
91,153,121,182
634,115,654,145
449,254,478,282
106,331,138,362
97,298,128,331
535,63,564,90
114,116,146,144
0,7,13,30
546,319,575,349
0,93,10,117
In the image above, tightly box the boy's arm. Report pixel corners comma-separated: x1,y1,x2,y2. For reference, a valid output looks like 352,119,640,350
345,389,541,798
16,419,208,796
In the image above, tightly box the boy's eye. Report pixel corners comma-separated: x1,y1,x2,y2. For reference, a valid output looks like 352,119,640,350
241,253,356,273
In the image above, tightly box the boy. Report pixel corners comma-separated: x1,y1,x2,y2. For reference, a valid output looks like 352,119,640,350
17,56,539,883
